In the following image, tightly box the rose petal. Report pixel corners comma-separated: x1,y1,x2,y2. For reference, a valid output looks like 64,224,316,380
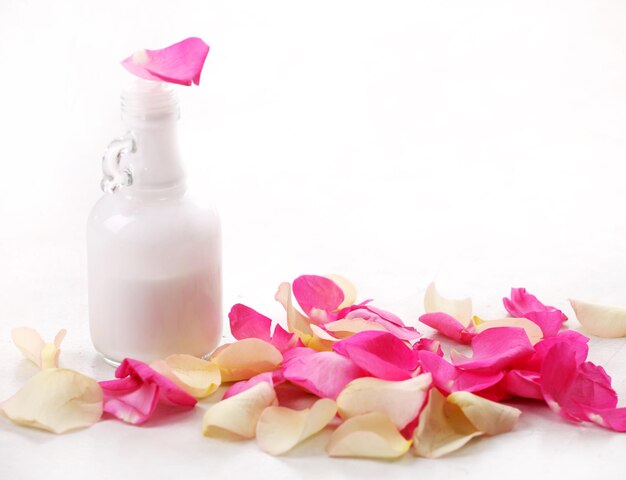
275,282,314,336
344,307,420,341
473,316,543,345
282,349,367,399
522,310,564,338
418,350,504,394
336,374,432,430
1,368,102,434
447,391,521,435
541,342,617,423
450,327,534,373
333,331,419,381
419,312,475,344
325,274,357,310
293,275,345,317
524,330,589,371
589,408,626,432
11,327,66,369
504,288,567,322
210,338,283,382
327,412,412,459
150,354,221,399
256,398,338,455
121,37,209,86
424,282,472,325
413,338,444,357
223,372,280,400
569,298,626,338
202,382,277,439
324,318,388,339
502,369,543,400
228,304,272,343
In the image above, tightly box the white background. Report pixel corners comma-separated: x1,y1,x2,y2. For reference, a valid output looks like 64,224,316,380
1,1,626,479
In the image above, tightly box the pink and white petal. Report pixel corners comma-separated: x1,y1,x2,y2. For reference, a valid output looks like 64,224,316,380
412,388,482,458
413,338,444,357
210,338,283,383
569,298,626,338
474,317,543,345
333,331,418,381
424,282,473,325
293,275,345,316
275,282,314,336
325,274,357,310
419,312,475,344
447,391,521,435
121,37,210,86
115,358,197,407
223,372,278,400
503,288,567,322
344,308,420,341
228,304,272,342
202,382,277,439
324,318,387,339
150,355,221,399
256,398,338,455
11,327,45,367
282,350,367,399
327,412,412,459
451,327,534,373
588,408,626,432
101,380,160,424
1,368,102,434
336,374,432,430
271,324,301,352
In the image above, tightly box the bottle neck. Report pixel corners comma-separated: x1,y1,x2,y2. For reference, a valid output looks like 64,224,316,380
121,115,186,195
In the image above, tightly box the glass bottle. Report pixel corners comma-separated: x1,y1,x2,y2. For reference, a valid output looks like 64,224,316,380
87,79,222,366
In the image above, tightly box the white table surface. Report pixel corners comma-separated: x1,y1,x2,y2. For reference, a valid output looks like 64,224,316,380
2,1,626,479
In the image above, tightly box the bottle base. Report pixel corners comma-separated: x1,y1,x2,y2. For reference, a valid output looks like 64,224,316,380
101,355,122,368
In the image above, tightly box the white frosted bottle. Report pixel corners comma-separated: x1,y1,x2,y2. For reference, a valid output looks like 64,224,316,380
87,79,222,365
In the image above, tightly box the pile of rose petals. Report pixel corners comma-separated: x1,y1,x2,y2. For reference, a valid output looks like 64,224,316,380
2,275,626,459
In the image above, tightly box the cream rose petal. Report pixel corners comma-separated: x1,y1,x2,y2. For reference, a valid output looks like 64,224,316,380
424,283,472,325
325,274,357,310
210,338,283,382
569,298,626,338
325,318,388,339
473,316,543,345
151,354,221,399
275,282,314,336
412,388,481,458
1,368,103,434
337,374,432,430
11,327,67,369
202,382,277,439
256,398,337,455
326,412,412,459
447,391,521,435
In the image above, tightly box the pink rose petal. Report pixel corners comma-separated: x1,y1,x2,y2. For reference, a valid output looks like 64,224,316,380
524,330,589,371
540,342,617,423
502,369,543,400
223,372,279,400
293,275,345,318
344,307,421,341
229,304,272,343
121,37,209,86
99,358,196,424
418,350,504,394
589,408,626,432
503,288,567,325
522,310,564,338
450,327,534,374
419,312,475,344
413,338,444,357
333,331,419,381
282,348,367,399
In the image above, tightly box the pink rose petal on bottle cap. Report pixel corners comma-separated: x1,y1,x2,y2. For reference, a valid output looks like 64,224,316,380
121,37,209,86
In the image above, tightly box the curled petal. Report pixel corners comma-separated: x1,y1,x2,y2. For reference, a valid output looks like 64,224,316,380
419,312,474,344
228,304,272,342
11,327,67,369
1,368,102,434
525,330,589,371
210,338,283,382
202,382,277,439
450,327,534,373
293,275,344,316
504,288,567,322
150,354,221,399
503,370,543,400
327,412,412,459
256,398,338,455
282,349,367,399
223,372,280,400
447,391,521,435
275,282,313,336
473,316,543,345
424,282,472,325
569,298,626,338
325,274,357,310
413,338,444,357
336,374,432,430
333,331,419,381
522,310,564,338
324,318,387,339
121,37,209,86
